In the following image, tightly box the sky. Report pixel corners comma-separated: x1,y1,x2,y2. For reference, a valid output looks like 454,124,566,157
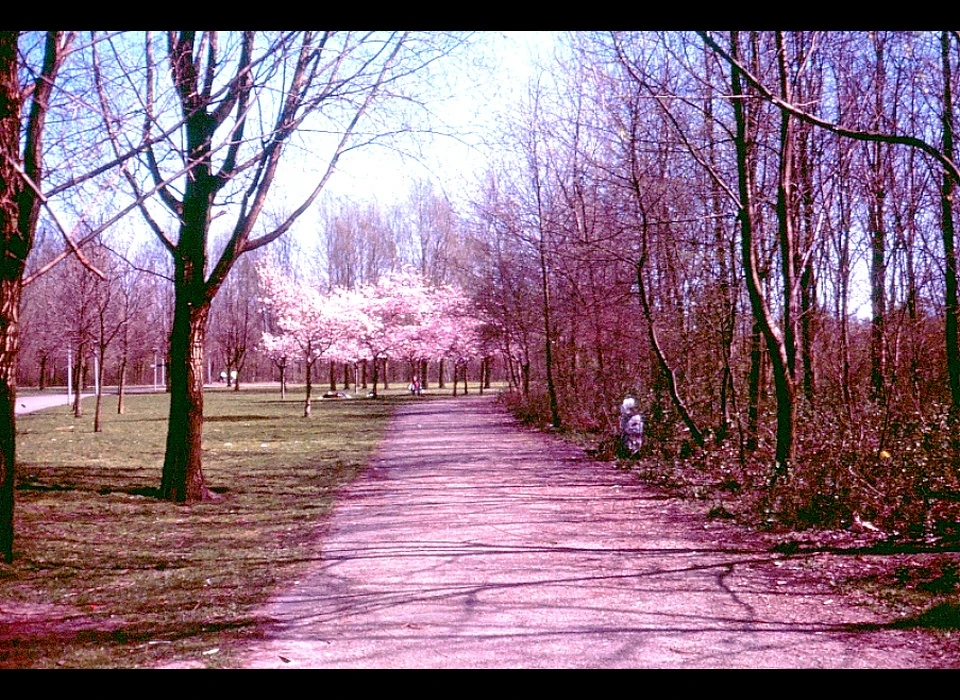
317,32,560,212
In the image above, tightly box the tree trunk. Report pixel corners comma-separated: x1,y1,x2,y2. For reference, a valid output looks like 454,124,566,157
370,356,380,398
635,262,705,447
941,31,960,418
94,349,105,432
746,322,762,452
159,298,212,503
775,32,799,384
0,277,23,563
869,36,888,403
117,356,126,414
304,359,314,417
72,353,84,417
731,31,794,482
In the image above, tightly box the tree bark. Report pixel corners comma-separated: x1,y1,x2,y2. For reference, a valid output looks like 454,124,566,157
160,297,212,502
941,31,960,417
730,31,795,482
0,31,63,560
0,277,23,563
303,358,314,417
117,357,126,414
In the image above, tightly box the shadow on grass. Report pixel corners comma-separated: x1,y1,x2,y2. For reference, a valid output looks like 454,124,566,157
206,415,273,423
890,602,960,630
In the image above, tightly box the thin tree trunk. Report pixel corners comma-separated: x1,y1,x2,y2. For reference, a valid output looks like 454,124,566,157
731,30,795,482
941,31,960,417
72,354,84,417
94,349,105,432
117,356,126,414
635,262,705,447
304,358,314,417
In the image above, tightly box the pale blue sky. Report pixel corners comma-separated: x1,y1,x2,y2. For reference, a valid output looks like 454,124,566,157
318,31,561,211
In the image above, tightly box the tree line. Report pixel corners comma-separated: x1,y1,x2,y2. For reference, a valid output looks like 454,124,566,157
465,32,960,534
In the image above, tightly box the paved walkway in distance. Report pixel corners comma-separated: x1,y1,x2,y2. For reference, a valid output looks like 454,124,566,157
15,393,91,415
237,395,955,669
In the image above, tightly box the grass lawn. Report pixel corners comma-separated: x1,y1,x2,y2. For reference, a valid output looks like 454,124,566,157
0,384,428,668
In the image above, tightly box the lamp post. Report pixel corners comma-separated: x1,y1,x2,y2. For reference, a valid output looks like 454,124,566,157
153,349,158,391
66,347,72,406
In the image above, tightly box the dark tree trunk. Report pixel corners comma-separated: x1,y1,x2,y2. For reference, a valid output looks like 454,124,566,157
0,277,23,564
941,31,960,417
731,31,794,481
160,297,212,502
869,37,888,403
370,356,380,398
72,354,84,417
746,322,762,452
94,349,105,432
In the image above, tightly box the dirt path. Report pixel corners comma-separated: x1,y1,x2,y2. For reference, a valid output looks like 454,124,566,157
236,395,957,668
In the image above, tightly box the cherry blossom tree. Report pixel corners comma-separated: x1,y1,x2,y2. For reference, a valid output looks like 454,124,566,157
348,270,433,398
259,265,361,416
259,331,296,401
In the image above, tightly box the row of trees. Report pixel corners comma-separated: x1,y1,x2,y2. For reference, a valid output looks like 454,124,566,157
259,267,487,415
463,32,960,530
17,176,484,396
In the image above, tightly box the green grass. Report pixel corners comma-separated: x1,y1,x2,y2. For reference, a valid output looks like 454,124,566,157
0,385,422,668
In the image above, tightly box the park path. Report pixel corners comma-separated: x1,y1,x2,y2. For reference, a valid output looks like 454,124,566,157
237,395,954,669
14,393,89,415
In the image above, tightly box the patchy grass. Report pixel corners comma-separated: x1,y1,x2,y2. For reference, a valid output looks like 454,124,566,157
0,385,414,668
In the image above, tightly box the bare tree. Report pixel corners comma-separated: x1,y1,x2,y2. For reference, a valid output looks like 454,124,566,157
0,33,76,561
93,31,466,502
